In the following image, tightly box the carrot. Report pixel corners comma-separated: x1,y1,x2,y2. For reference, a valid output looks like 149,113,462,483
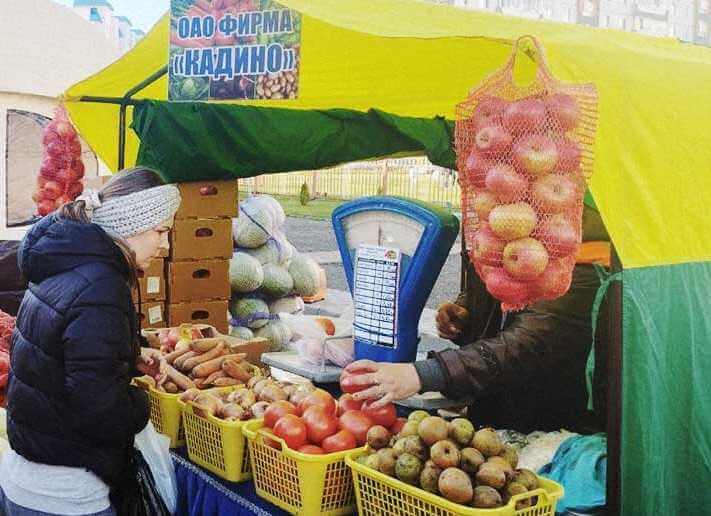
205,370,226,385
164,346,191,365
222,359,252,382
182,342,226,371
166,365,196,391
193,377,208,389
213,377,240,387
174,350,198,370
190,338,221,353
192,353,246,378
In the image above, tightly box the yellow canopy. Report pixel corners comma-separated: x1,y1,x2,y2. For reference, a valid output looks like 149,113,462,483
64,0,711,269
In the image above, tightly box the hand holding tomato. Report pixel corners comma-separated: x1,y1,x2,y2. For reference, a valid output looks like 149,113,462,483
344,360,422,408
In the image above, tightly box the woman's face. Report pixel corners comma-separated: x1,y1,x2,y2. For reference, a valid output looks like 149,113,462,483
126,218,174,271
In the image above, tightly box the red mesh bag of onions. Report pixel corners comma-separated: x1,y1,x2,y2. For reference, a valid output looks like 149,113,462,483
455,36,598,311
34,105,86,217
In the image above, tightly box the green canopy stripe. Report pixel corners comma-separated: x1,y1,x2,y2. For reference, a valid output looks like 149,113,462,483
621,261,711,515
131,100,456,181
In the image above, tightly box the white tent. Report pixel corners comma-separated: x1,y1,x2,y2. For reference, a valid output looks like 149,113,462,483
0,0,118,239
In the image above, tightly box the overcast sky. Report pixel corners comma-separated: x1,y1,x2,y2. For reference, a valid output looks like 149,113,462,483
53,0,168,32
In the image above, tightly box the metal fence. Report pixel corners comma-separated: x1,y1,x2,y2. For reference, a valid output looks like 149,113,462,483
239,158,462,209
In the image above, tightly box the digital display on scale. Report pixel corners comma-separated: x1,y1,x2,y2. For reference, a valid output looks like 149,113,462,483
353,245,401,348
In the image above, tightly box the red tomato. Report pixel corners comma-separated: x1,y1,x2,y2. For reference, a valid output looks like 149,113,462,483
338,410,373,446
322,430,357,453
298,389,336,417
302,406,339,445
390,417,407,435
339,371,373,394
273,414,307,450
297,444,325,455
264,400,297,429
262,429,281,450
362,401,397,428
337,393,364,416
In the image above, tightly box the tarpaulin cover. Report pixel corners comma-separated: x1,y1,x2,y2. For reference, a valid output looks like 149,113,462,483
64,0,711,269
131,101,455,181
621,262,711,515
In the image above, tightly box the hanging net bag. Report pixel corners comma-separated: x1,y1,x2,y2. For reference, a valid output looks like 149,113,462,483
34,105,86,217
455,36,598,311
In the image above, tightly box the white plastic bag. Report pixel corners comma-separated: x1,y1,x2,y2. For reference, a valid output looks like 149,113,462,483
134,422,178,515
281,314,355,368
280,313,327,367
324,338,355,368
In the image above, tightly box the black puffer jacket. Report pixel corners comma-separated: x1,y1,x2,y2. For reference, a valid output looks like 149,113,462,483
7,214,149,487
419,206,610,433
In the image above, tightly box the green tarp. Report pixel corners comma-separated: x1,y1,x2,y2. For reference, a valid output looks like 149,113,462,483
131,100,456,181
621,262,711,515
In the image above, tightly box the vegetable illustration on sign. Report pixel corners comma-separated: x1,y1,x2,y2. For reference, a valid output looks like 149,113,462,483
169,0,301,101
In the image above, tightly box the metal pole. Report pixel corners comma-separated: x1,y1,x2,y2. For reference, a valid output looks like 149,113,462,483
78,66,168,171
606,246,623,515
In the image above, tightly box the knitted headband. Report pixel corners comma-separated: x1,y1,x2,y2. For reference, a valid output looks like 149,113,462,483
77,184,181,238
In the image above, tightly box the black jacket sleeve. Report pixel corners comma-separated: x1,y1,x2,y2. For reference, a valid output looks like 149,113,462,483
63,278,149,447
430,264,602,401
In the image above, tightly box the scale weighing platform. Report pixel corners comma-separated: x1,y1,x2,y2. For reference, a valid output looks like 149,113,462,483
332,196,459,363
263,196,460,407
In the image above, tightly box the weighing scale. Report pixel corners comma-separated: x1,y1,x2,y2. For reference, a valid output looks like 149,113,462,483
332,196,459,363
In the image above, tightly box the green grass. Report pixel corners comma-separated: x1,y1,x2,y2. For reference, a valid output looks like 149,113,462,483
240,193,345,220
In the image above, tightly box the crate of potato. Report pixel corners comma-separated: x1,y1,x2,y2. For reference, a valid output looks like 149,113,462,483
134,324,268,448
179,376,311,482
344,413,563,516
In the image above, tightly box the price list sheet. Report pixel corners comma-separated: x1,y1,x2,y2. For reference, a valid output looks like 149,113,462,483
353,245,401,348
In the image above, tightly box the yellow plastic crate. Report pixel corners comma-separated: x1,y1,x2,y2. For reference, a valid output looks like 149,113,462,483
148,388,184,448
177,390,251,483
346,449,564,516
242,419,365,516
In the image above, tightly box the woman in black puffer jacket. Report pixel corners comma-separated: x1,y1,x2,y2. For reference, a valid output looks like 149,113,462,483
0,168,181,515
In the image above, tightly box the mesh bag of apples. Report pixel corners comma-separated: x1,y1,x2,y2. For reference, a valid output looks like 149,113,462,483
455,36,598,311
34,106,86,217
0,310,15,407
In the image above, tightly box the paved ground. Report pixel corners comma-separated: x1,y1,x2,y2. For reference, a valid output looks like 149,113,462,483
283,217,339,253
285,216,464,331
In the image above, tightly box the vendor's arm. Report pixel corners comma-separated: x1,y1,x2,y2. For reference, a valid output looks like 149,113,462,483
348,361,422,408
416,264,601,400
448,258,503,346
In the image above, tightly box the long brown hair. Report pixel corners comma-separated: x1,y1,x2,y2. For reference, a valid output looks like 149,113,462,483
58,167,166,288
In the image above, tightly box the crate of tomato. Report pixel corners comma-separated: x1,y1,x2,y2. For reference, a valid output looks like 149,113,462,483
242,379,405,516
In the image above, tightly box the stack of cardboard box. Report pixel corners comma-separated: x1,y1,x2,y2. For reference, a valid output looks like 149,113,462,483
165,180,238,333
134,253,167,329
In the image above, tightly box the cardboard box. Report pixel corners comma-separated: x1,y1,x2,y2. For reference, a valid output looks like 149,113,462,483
167,300,229,333
167,259,230,303
132,259,165,302
170,218,233,261
138,301,166,329
175,180,238,220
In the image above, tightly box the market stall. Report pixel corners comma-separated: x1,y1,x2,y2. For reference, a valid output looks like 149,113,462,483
60,1,711,515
